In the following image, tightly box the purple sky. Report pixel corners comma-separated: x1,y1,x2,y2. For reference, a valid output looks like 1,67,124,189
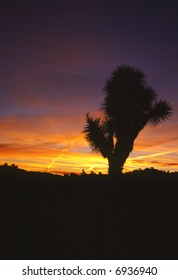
0,0,178,173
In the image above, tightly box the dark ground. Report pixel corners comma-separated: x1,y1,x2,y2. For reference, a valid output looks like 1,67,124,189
1,165,178,260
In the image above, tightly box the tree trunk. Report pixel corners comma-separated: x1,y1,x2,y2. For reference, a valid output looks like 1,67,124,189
107,139,134,177
108,155,123,176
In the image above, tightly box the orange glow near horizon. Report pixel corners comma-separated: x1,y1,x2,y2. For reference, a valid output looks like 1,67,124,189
1,132,178,174
1,148,178,175
0,113,178,174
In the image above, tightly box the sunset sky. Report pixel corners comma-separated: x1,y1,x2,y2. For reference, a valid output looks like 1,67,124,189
0,0,178,174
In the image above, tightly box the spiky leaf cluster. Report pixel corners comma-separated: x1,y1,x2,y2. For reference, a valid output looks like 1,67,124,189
83,113,114,158
102,65,172,135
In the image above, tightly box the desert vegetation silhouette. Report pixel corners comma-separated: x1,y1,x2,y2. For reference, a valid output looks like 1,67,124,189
83,65,172,176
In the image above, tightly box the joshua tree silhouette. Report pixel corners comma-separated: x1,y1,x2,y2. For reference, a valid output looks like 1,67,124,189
83,65,172,176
